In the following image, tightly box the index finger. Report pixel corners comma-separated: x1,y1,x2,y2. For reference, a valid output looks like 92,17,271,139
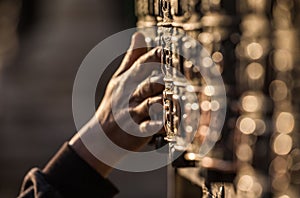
113,32,148,77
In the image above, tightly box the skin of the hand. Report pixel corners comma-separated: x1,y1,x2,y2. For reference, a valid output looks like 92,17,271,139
68,32,165,177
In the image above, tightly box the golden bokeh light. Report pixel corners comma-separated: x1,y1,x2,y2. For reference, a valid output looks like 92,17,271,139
236,144,253,162
276,112,294,134
247,0,266,12
239,117,256,135
273,134,292,155
254,119,266,135
212,51,223,63
210,100,220,111
198,32,214,44
242,95,261,112
238,175,254,192
278,195,290,198
191,103,199,110
202,57,213,67
246,62,264,80
270,156,288,174
269,80,288,101
200,100,211,111
274,49,293,72
247,42,264,60
203,85,215,96
272,173,290,191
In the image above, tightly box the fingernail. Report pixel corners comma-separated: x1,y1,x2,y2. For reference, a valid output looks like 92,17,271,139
130,32,146,49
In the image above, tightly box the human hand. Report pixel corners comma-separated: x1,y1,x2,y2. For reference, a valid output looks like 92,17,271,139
96,32,164,151
69,32,164,177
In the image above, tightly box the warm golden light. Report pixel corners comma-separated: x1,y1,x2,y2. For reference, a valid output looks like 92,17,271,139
246,62,264,80
239,117,256,134
247,42,263,60
236,144,253,162
200,101,211,111
198,125,209,136
272,173,290,191
185,152,196,161
212,51,223,63
276,112,294,134
203,85,215,96
191,103,199,110
248,0,266,12
278,195,290,198
202,57,213,67
210,100,220,111
254,119,266,135
270,156,288,174
242,95,260,112
185,125,193,133
198,32,214,44
269,80,288,101
273,134,292,155
274,49,293,72
238,175,254,192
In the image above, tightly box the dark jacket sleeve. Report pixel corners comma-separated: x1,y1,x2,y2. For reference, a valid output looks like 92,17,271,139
18,143,119,198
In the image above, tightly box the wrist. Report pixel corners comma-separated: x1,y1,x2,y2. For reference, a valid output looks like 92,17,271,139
69,116,127,178
69,134,113,178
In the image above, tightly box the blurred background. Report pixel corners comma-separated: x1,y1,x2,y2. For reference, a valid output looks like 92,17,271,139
1,0,300,197
0,0,166,197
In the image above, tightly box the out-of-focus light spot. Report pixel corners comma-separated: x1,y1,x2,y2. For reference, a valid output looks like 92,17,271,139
274,50,293,72
246,62,264,80
208,130,220,142
239,117,256,134
185,103,191,110
204,85,215,96
255,119,266,135
191,103,199,110
185,125,193,133
247,42,263,60
270,156,288,174
184,60,193,68
252,182,263,197
272,173,290,191
248,0,265,11
238,175,254,192
211,100,220,111
198,32,214,44
273,134,292,155
184,41,192,49
236,144,253,162
242,95,260,112
211,0,221,5
278,195,290,198
145,37,152,43
199,125,209,136
201,101,211,111
212,52,223,63
202,57,213,67
186,85,195,92
269,80,288,101
276,112,294,134
185,153,196,161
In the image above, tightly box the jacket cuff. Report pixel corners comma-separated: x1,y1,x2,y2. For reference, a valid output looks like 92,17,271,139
42,142,119,197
